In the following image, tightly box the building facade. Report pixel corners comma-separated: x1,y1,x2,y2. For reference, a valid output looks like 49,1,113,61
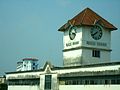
0,76,6,84
6,8,120,90
6,62,120,90
0,76,7,90
17,58,38,71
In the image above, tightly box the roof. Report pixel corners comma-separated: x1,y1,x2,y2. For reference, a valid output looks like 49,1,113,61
59,70,120,77
58,8,117,32
6,61,120,74
17,61,23,64
53,61,120,70
23,58,38,61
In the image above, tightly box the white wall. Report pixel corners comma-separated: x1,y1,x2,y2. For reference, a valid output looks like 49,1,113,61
82,26,111,49
82,49,110,64
63,26,111,66
40,75,44,90
63,49,82,66
8,85,40,90
59,85,120,90
63,27,83,66
82,26,111,63
63,27,82,50
63,26,111,51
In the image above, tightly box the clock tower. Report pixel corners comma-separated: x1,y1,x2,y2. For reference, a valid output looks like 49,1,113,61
58,8,117,67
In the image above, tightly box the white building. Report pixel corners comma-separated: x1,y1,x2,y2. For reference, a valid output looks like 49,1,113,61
0,76,6,84
16,58,38,71
6,8,120,90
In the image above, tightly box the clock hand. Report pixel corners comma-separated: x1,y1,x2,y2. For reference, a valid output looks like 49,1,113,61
72,33,76,36
92,31,98,36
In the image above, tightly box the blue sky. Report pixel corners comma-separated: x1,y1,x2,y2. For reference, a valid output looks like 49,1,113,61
0,0,120,75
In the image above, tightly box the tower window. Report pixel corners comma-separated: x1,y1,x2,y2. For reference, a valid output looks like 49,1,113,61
92,50,100,58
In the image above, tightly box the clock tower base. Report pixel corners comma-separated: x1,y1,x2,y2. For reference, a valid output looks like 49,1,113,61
63,48,110,67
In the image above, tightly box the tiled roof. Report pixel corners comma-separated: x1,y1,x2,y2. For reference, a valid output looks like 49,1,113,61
58,8,117,32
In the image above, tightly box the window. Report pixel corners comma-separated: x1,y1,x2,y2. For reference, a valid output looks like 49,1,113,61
111,79,120,84
92,50,100,58
111,80,116,84
33,63,35,66
117,80,120,84
59,79,120,85
105,80,109,84
90,80,94,84
85,80,89,85
8,78,40,85
45,75,52,89
33,67,35,70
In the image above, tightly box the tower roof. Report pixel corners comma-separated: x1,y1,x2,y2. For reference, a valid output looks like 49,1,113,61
58,8,117,32
23,58,38,61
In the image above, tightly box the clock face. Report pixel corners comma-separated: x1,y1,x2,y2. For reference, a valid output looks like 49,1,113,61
69,27,76,40
91,25,103,40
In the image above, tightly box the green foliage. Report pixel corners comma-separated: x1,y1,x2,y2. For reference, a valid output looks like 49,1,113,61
0,84,7,90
